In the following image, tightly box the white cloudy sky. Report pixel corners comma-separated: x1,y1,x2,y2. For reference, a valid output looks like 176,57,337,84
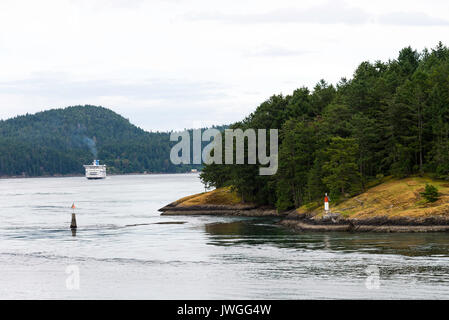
0,0,448,131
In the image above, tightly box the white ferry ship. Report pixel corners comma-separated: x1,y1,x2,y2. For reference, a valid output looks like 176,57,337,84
83,160,107,179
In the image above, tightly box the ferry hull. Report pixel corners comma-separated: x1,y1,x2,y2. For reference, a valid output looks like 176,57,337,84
84,160,107,179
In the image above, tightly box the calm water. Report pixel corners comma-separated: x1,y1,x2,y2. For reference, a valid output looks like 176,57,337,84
0,174,448,299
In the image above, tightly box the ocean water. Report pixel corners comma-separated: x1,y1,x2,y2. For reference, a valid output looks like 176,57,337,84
0,173,448,299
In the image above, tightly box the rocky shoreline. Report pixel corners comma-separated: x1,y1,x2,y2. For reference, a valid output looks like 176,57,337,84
159,203,281,217
279,212,449,233
159,201,449,232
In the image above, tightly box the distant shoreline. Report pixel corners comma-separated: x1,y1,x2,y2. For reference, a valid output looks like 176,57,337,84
0,171,199,180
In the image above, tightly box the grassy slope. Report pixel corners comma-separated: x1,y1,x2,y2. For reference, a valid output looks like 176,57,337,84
297,176,449,219
173,187,243,207
172,177,449,220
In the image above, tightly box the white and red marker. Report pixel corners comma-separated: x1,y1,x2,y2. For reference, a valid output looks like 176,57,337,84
324,193,329,212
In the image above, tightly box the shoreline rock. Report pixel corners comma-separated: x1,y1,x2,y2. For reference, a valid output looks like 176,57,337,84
159,201,449,232
279,219,449,232
279,211,449,232
160,184,449,232
159,203,280,217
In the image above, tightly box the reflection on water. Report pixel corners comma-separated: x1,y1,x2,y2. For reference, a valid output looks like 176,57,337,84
204,219,449,299
206,219,449,257
0,174,449,299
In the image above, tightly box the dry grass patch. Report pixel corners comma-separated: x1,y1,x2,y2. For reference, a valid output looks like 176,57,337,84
296,176,449,219
176,187,243,207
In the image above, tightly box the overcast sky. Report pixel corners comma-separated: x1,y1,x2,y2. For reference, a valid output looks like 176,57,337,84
0,0,448,131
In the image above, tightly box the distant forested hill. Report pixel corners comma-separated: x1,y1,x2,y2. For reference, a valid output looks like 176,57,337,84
200,42,449,211
0,105,218,176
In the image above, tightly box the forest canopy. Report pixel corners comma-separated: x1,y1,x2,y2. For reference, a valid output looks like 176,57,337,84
200,42,449,211
0,105,218,176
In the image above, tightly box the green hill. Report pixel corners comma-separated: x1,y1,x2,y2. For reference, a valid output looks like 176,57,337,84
0,105,202,176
